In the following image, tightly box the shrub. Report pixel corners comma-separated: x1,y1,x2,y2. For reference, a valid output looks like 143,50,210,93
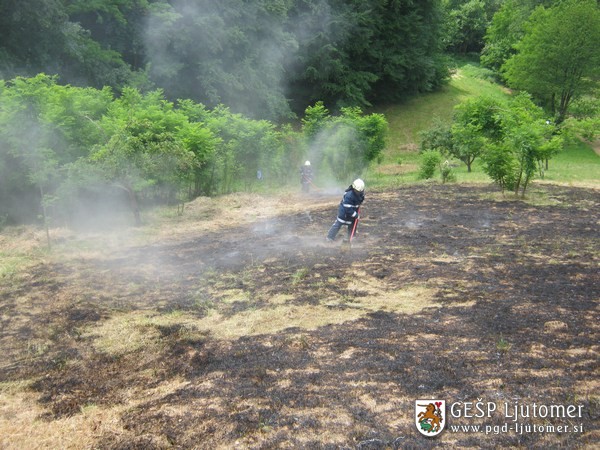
440,160,457,183
419,150,442,180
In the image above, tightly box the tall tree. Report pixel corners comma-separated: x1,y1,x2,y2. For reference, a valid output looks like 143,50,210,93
442,0,489,54
144,0,296,121
0,0,137,90
480,0,566,71
480,0,527,70
66,0,151,72
502,0,600,123
0,0,71,77
367,0,449,101
287,0,448,112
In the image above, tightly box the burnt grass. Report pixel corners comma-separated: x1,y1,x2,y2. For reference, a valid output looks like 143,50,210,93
1,184,599,448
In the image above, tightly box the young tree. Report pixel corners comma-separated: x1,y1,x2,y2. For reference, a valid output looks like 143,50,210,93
502,0,600,123
89,89,200,225
302,103,387,182
301,101,331,140
0,73,132,233
449,96,503,172
419,118,453,156
0,75,62,244
450,122,487,173
482,93,563,195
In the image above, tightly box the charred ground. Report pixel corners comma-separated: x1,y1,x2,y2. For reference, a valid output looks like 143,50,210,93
0,184,598,449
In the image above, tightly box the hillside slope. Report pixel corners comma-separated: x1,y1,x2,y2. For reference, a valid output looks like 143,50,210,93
1,183,598,448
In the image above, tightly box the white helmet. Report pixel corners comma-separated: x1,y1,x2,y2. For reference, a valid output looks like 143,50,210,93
305,160,311,166
352,178,365,192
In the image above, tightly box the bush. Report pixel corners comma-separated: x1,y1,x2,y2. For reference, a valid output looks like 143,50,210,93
481,144,517,193
440,160,457,183
419,150,442,180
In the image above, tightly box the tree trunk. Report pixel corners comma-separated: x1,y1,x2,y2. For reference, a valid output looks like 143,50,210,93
514,169,523,196
39,184,51,249
114,183,142,226
127,187,142,226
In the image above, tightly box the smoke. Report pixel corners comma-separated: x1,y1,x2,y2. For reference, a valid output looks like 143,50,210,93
141,0,359,121
0,106,134,230
304,121,368,192
142,1,288,119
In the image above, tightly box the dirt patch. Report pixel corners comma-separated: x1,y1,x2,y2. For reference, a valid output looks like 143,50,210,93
592,139,600,157
0,183,599,448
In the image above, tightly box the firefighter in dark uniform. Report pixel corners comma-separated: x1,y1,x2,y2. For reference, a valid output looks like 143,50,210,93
326,178,365,241
300,160,313,193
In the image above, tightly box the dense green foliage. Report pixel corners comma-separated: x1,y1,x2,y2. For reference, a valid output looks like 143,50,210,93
418,150,442,180
442,0,495,54
502,0,600,123
0,0,141,92
421,92,565,195
288,0,449,112
0,75,386,226
0,0,449,121
1,0,599,229
416,0,599,194
302,102,387,181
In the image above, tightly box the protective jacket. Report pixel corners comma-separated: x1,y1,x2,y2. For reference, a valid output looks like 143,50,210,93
337,185,364,223
326,185,365,241
300,166,313,192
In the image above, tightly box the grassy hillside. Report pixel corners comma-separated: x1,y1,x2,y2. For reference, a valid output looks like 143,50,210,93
367,61,600,190
375,63,509,157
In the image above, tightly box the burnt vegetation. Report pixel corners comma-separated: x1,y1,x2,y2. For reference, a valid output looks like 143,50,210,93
1,184,598,448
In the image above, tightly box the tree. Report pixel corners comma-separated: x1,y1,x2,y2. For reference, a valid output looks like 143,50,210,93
366,0,449,101
286,0,448,113
450,122,488,173
418,150,442,180
442,0,489,54
88,88,201,225
301,101,331,139
144,0,296,121
65,0,151,72
0,75,65,243
502,0,600,123
419,118,453,156
0,75,112,220
449,95,503,172
481,93,563,195
301,103,387,182
0,0,138,91
480,0,528,71
1,0,451,121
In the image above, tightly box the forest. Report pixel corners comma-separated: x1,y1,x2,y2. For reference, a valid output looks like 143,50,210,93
0,0,599,228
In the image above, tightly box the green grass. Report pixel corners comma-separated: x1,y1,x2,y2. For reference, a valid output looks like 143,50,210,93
0,254,26,279
542,140,600,185
366,59,599,190
367,140,600,190
372,60,511,163
366,60,512,189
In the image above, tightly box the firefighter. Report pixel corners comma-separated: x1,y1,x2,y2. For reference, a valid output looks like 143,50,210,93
326,178,365,241
300,160,313,193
